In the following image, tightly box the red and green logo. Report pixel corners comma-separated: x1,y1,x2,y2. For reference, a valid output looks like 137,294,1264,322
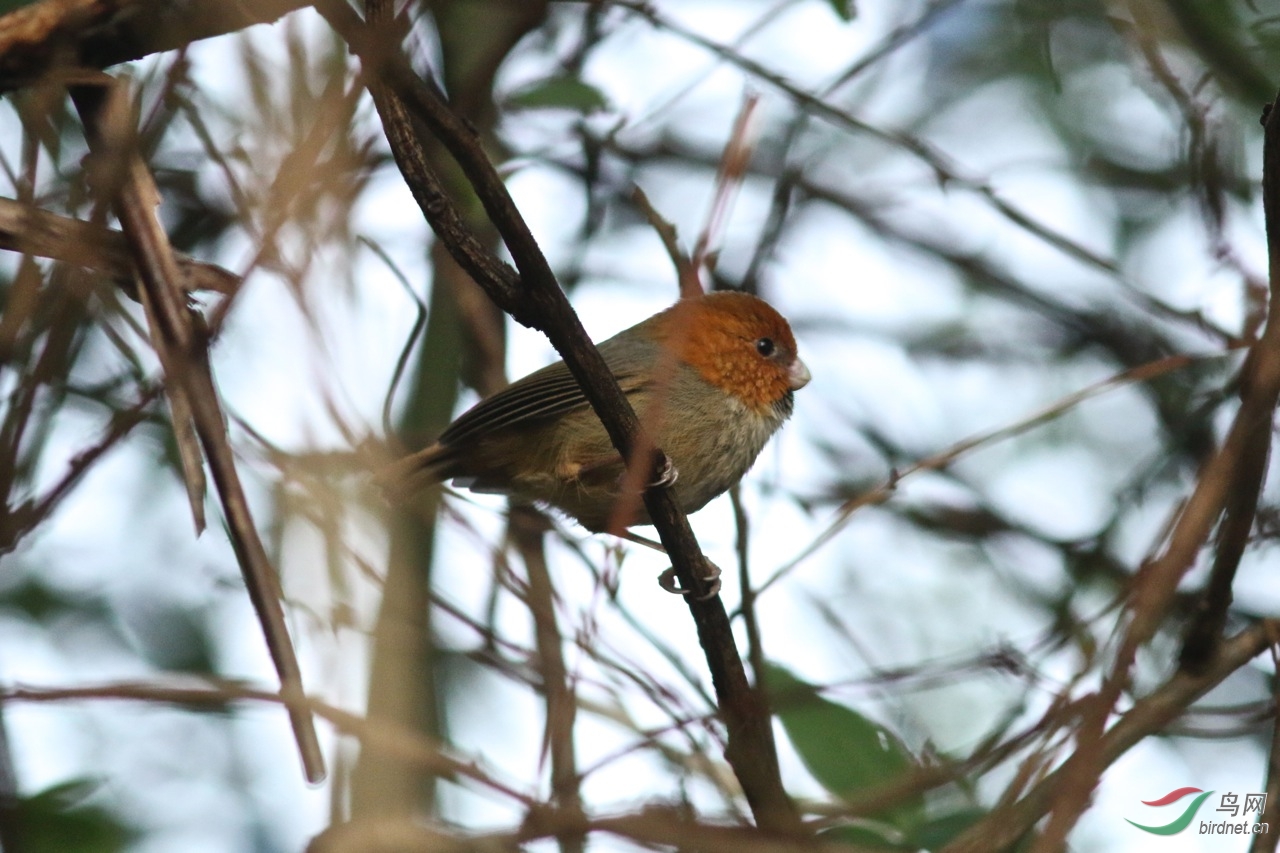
1126,788,1214,835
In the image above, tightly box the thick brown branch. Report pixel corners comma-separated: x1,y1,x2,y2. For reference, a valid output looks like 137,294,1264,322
1178,94,1280,672
0,0,310,92
321,2,801,833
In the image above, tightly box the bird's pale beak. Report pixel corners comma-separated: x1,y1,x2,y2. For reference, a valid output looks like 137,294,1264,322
787,357,811,390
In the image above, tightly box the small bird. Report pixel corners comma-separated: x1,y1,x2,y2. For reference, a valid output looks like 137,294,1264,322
388,290,809,535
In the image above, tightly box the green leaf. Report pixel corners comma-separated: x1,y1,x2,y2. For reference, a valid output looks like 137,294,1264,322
767,663,921,823
824,0,856,22
0,579,79,621
505,76,608,113
134,604,219,675
907,808,988,849
15,779,133,853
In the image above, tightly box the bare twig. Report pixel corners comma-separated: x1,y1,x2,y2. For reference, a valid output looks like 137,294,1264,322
0,195,238,295
596,131,1236,345
1,385,160,552
763,350,1229,593
1005,94,1280,844
631,185,700,297
510,505,584,853
0,679,527,805
610,0,1124,280
690,91,759,285
1114,5,1268,335
1178,411,1267,670
1,674,884,852
71,76,324,783
943,621,1280,852
730,487,767,684
818,0,965,96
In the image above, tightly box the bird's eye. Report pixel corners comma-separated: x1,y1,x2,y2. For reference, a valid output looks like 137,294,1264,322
755,337,776,357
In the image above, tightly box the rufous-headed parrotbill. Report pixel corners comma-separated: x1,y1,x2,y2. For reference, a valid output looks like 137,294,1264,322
389,290,809,533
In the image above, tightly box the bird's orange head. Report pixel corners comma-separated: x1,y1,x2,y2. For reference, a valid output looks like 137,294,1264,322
653,291,810,415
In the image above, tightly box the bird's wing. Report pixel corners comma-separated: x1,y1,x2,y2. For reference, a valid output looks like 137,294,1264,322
437,337,656,447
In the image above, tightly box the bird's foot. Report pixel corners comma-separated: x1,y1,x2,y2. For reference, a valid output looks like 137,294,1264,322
658,559,721,600
649,451,678,488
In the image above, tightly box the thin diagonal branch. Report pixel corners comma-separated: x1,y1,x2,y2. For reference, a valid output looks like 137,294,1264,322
71,75,325,784
1180,95,1280,672
762,350,1225,594
1,385,159,552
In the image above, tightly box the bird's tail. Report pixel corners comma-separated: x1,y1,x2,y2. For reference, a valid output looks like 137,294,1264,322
373,442,451,499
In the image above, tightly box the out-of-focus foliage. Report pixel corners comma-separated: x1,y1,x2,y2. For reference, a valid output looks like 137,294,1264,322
11,779,133,853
